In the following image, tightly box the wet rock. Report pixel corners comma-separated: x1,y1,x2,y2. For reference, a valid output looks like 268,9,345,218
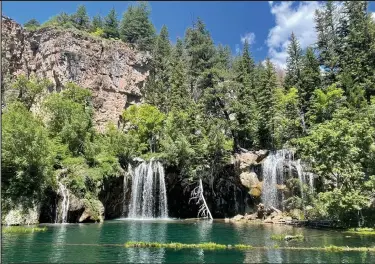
79,199,105,223
244,213,258,221
233,214,244,221
240,171,259,189
264,217,273,223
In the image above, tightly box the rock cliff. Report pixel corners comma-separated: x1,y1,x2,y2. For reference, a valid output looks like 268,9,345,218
1,16,151,131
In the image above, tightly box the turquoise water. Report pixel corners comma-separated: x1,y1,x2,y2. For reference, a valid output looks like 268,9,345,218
3,219,375,263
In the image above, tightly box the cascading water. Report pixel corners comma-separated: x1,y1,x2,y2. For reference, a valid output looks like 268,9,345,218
261,149,313,210
122,164,132,216
128,160,168,219
261,150,287,209
295,159,305,204
56,181,70,223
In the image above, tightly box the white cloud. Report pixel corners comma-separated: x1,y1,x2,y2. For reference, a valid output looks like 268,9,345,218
266,1,323,69
241,32,256,45
372,12,375,21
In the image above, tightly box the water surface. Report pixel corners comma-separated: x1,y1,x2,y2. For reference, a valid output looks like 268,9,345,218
3,219,375,263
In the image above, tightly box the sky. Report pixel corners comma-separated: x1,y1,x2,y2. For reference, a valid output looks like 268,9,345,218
3,1,375,69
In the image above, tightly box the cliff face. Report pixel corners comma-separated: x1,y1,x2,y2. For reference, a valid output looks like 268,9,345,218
1,16,150,131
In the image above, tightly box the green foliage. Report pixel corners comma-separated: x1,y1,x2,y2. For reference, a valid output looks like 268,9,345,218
122,104,165,154
2,226,47,233
120,2,156,51
43,83,94,155
5,74,52,110
71,5,90,30
103,8,120,39
23,18,40,30
284,32,303,90
2,102,52,208
91,14,103,32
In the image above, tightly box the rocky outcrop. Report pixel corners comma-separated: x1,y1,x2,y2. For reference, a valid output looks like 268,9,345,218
3,205,40,226
2,16,151,131
232,150,269,200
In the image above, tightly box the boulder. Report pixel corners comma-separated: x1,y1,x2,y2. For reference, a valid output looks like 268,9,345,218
79,199,105,223
244,213,258,221
233,214,244,221
240,171,260,189
255,150,269,163
235,152,259,170
249,187,261,198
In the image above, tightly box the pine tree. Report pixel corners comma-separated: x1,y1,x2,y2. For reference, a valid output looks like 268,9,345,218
91,14,103,31
340,1,375,102
300,47,321,115
71,5,90,31
184,17,216,102
284,32,303,90
315,1,341,85
104,8,119,39
258,58,278,149
169,40,190,112
24,19,40,29
120,2,156,51
144,25,172,112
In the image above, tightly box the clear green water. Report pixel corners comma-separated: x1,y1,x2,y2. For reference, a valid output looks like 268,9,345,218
2,219,375,263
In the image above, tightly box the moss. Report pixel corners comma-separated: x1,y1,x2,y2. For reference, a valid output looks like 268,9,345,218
324,245,344,252
123,241,375,252
2,226,47,233
234,244,253,250
345,228,375,235
271,234,304,241
124,241,234,250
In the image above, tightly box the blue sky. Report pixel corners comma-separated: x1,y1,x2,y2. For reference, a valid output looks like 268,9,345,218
3,1,375,68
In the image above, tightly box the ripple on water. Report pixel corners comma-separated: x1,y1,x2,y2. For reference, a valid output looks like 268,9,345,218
3,221,375,263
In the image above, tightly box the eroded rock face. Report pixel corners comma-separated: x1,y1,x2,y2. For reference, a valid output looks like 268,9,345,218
3,205,40,226
2,16,150,131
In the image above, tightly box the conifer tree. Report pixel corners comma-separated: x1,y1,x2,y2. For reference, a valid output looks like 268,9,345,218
120,2,156,51
284,32,303,90
184,18,216,102
104,8,120,39
258,58,278,149
91,14,103,31
72,5,90,31
300,47,321,118
144,25,172,112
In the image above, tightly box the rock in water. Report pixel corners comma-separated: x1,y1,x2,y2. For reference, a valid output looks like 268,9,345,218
233,214,244,221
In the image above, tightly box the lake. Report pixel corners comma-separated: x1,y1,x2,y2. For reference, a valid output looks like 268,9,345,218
3,219,375,263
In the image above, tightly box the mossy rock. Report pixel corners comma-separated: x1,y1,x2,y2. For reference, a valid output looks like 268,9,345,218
79,199,104,223
249,187,261,197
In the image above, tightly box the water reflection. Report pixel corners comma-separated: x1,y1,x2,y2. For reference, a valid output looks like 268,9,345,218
49,224,67,263
3,221,375,263
125,221,167,263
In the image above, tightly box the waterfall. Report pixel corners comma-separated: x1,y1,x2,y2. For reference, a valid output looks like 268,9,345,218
128,160,168,219
261,149,312,210
261,150,286,209
295,159,305,204
122,164,132,216
56,181,70,223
